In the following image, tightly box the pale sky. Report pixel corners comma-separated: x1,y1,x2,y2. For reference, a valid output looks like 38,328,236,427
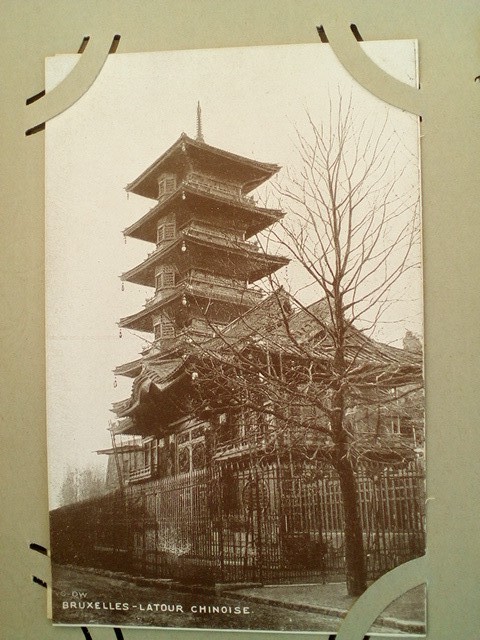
45,41,421,507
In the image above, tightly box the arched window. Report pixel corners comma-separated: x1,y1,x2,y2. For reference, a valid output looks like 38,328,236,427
176,425,206,474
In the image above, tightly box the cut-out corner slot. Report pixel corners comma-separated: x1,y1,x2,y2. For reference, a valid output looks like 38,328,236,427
316,25,329,44
26,89,46,106
109,35,121,54
350,24,364,42
328,636,369,640
81,627,93,640
32,575,47,589
29,542,48,556
78,36,91,54
25,123,46,137
114,628,125,639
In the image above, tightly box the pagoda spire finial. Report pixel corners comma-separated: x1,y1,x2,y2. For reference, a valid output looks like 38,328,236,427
196,101,204,142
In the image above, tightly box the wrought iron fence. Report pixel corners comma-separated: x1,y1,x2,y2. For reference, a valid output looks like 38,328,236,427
50,458,425,585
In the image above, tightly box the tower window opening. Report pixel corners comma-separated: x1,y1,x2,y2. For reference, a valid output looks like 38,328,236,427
154,316,176,340
158,173,177,199
155,266,176,291
157,222,176,246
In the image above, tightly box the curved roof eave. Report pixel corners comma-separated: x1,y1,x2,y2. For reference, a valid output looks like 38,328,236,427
126,134,280,199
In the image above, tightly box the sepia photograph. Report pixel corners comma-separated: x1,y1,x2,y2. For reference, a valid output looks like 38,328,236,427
46,41,425,634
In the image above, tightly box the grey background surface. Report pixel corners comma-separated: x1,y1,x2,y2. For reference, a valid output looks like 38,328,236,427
1,2,479,639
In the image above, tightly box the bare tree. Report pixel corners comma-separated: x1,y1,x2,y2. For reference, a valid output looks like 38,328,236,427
187,99,423,596
271,100,421,595
271,99,420,330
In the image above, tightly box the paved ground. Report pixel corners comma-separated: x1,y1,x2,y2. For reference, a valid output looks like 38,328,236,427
226,583,425,634
51,564,424,634
52,564,338,631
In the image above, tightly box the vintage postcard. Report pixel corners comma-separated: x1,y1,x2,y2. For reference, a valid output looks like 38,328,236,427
46,41,425,633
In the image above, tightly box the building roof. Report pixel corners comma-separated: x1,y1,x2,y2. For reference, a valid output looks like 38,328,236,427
192,290,423,388
118,282,264,333
113,357,144,378
196,287,293,349
121,231,289,287
123,182,284,243
112,289,423,435
126,134,281,200
112,358,186,420
96,443,142,455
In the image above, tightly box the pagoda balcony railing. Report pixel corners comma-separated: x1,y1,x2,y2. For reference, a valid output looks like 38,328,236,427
128,464,153,483
213,431,279,460
185,173,256,206
132,229,262,283
213,429,418,462
355,431,420,449
143,278,263,309
184,226,259,251
185,279,264,306
185,270,263,291
150,329,203,350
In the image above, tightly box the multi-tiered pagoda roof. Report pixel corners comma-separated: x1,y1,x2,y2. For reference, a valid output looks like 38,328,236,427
113,114,289,434
125,133,281,201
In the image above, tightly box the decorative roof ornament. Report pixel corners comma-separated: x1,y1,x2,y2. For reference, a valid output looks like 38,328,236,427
196,101,204,142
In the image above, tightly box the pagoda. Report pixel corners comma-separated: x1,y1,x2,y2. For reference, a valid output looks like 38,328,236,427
112,105,289,446
85,111,424,582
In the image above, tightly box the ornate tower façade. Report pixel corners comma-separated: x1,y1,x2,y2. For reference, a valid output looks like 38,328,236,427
112,109,288,442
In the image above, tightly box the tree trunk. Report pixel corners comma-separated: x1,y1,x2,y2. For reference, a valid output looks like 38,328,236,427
336,457,368,596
